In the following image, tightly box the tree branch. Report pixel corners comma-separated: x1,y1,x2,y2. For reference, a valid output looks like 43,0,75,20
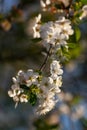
39,45,52,71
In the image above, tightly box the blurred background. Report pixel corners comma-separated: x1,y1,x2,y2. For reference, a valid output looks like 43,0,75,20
0,0,87,130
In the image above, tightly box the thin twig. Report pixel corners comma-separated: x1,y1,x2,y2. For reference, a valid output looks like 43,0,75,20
39,45,52,71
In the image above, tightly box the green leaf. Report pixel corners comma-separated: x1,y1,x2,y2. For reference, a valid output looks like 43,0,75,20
68,26,81,43
69,43,81,59
68,43,77,48
20,84,29,90
80,0,87,5
75,26,81,41
29,92,37,106
74,1,82,11
68,33,76,43
31,38,42,43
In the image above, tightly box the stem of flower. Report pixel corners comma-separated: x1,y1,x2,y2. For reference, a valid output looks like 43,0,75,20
39,45,52,71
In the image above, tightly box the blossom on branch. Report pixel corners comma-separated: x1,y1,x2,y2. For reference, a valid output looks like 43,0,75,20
40,17,74,50
50,60,63,75
8,84,24,107
33,14,42,38
80,5,87,20
36,60,63,115
8,69,40,107
8,60,63,115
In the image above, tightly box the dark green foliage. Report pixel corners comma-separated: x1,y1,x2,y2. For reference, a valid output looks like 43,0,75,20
68,26,81,43
31,38,42,43
74,26,81,42
80,0,87,5
29,92,37,106
80,118,87,129
20,84,29,90
20,84,39,106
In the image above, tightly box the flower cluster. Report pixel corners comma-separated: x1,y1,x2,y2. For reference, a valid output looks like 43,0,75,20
8,3,74,115
33,14,74,51
8,69,40,107
31,11,74,114
8,60,63,114
37,60,63,114
8,0,87,115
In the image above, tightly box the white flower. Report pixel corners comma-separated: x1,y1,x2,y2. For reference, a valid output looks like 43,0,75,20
56,17,74,39
37,99,56,115
8,84,24,107
51,74,62,87
40,21,62,50
50,75,62,93
46,0,51,5
26,69,39,86
40,0,46,8
13,96,19,102
33,14,41,38
80,5,87,20
40,0,51,11
40,21,61,42
12,77,18,84
8,84,23,98
56,17,71,26
13,69,39,87
37,91,56,115
20,94,28,103
35,14,42,23
49,60,63,94
37,73,62,115
16,70,26,84
37,77,52,99
50,60,63,75
36,75,57,115
33,24,41,38
40,17,73,50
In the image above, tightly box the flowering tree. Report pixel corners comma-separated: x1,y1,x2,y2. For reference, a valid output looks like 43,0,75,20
7,0,87,115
